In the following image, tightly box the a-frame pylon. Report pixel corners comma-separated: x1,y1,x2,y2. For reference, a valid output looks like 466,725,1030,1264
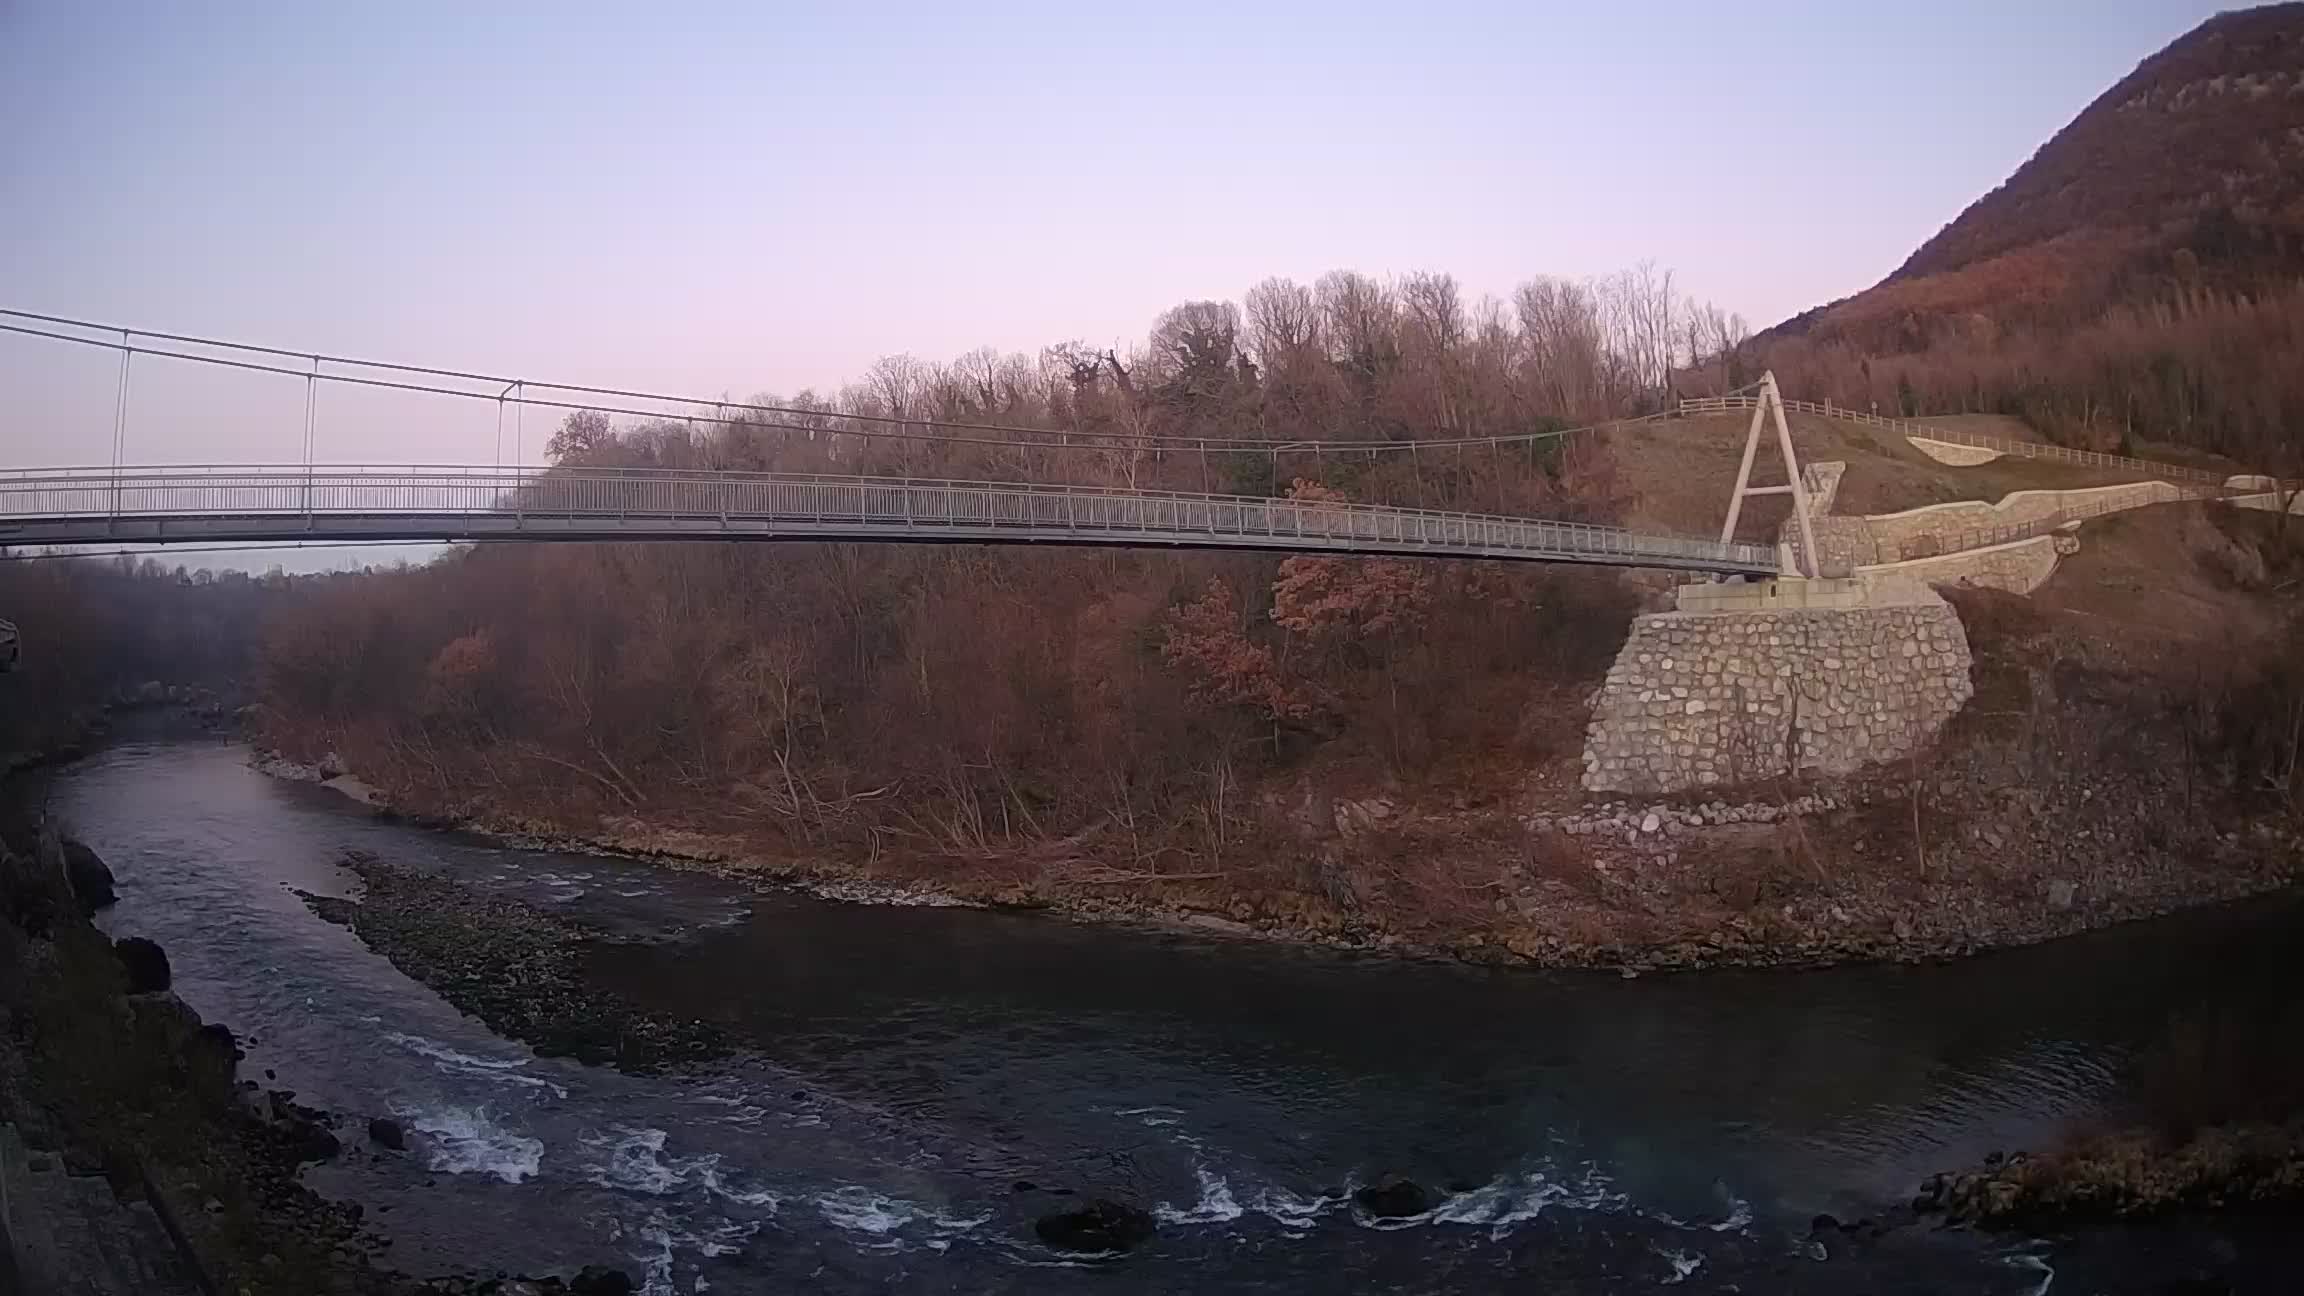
1718,371,1819,578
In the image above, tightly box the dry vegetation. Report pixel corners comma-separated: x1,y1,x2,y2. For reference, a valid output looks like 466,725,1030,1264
0,559,280,762
250,266,1730,916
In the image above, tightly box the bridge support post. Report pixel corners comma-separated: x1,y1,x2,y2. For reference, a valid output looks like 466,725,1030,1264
1718,372,1820,579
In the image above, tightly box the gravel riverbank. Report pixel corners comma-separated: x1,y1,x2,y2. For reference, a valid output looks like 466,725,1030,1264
301,851,727,1074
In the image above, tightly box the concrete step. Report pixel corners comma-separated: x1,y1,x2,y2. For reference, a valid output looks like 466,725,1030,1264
1,1123,202,1295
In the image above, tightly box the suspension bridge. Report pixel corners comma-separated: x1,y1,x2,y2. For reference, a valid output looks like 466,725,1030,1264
0,310,1802,575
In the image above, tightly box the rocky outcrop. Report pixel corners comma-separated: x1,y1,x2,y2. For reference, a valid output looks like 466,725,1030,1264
61,838,117,912
113,936,171,993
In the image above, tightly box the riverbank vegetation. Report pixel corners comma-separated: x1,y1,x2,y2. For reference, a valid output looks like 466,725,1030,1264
1924,982,2304,1227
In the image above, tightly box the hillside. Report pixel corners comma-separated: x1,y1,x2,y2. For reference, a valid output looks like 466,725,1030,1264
1615,411,2169,541
1748,5,2304,470
1769,3,2304,351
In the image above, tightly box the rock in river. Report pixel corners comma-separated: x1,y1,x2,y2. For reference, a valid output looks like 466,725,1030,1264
368,1116,408,1150
60,837,116,912
1353,1178,1434,1219
113,935,171,992
1035,1198,1157,1253
570,1264,638,1295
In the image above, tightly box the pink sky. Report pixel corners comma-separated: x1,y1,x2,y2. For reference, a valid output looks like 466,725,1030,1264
0,0,2230,486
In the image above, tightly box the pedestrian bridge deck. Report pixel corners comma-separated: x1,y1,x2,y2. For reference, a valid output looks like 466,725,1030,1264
0,465,1782,574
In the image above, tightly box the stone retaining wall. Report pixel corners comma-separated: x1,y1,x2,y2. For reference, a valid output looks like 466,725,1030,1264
1856,533,2074,597
1781,463,1850,574
1582,591,1974,794
2234,489,2304,516
1862,482,2183,561
1909,438,2005,466
1786,478,2192,568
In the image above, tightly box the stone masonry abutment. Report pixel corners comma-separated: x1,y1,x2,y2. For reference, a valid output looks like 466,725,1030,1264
1581,579,1974,794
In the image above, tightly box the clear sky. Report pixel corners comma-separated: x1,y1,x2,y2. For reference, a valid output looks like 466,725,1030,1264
0,0,2236,488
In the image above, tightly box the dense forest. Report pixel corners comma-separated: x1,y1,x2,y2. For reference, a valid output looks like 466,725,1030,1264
0,558,284,760
253,266,1724,870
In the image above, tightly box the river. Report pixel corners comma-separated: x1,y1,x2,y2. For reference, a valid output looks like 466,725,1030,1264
46,726,2304,1293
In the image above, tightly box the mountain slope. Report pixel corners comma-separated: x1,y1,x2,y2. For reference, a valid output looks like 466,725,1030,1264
1774,3,2304,347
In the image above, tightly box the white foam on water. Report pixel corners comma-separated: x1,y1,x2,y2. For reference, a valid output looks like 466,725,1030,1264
581,1126,720,1196
1359,1166,1629,1239
384,1030,567,1097
2005,1251,2056,1296
1246,1185,1350,1234
574,1126,780,1209
1154,1163,1244,1225
632,1210,759,1296
399,1105,544,1184
1656,1246,1704,1283
1113,1104,1183,1128
1707,1195,1753,1233
702,1169,779,1209
1646,1186,1754,1236
811,1185,990,1251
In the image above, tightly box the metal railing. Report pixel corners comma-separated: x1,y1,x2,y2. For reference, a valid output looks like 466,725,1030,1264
0,464,1782,575
1677,394,2232,486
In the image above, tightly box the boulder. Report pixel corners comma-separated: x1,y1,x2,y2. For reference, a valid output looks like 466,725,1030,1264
60,839,116,912
368,1116,408,1151
1034,1198,1156,1254
261,1091,342,1164
1352,1178,1433,1219
294,1123,344,1163
569,1266,636,1296
114,936,171,993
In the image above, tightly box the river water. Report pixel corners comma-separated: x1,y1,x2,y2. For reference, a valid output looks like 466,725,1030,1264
46,727,2304,1293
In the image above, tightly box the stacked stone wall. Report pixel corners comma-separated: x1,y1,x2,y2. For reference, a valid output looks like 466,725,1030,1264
1858,534,2071,596
1862,482,2182,560
1582,594,1974,794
